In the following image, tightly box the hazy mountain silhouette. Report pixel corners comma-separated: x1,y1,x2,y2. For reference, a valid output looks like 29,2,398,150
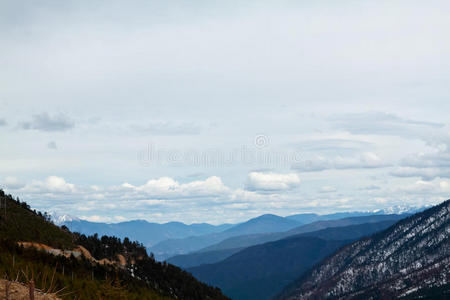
188,220,398,300
151,214,302,259
62,218,234,248
169,214,407,268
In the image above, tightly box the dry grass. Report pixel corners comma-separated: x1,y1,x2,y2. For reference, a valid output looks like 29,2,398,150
0,279,61,300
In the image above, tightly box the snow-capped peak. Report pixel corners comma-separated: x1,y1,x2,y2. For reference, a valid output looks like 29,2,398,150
377,205,428,215
49,212,80,225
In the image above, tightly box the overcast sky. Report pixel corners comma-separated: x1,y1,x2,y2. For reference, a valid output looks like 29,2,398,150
1,0,450,224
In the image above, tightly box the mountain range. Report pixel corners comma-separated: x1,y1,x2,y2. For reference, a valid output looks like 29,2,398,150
150,211,417,260
188,220,401,300
277,199,450,299
149,214,303,259
56,215,233,249
54,208,422,261
167,214,408,268
3,187,448,299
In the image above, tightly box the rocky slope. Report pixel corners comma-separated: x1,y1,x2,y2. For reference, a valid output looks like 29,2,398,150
278,199,450,299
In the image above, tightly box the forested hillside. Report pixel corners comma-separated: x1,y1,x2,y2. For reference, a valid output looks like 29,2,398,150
0,190,73,249
0,190,229,300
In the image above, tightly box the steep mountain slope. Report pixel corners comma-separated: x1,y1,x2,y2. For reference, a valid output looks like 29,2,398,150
0,193,73,249
61,218,233,248
0,190,229,300
151,214,301,259
188,220,397,300
293,220,398,241
167,247,244,269
169,214,406,268
278,199,450,300
400,282,450,299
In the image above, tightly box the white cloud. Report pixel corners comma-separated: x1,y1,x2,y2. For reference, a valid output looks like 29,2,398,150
400,151,450,169
334,152,385,169
9,175,231,207
121,182,135,189
391,149,450,180
90,185,102,191
246,172,301,191
80,215,112,223
131,121,202,135
5,173,450,224
397,179,450,194
1,176,25,189
87,193,106,200
358,185,381,191
294,152,387,172
329,111,444,138
124,176,229,198
22,176,76,194
374,197,388,204
440,181,449,190
294,138,373,155
391,167,450,180
229,188,268,202
319,186,337,193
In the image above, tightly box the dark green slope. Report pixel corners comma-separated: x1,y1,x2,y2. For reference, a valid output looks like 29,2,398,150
0,190,229,300
295,220,397,240
190,237,348,300
167,247,245,269
0,190,73,249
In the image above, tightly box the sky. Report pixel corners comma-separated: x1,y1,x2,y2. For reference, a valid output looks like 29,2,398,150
1,0,450,224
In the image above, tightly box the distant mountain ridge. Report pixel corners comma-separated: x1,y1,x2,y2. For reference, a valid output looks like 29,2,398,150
188,220,400,300
179,214,408,263
224,214,300,235
152,211,420,260
150,214,303,259
58,218,234,249
285,205,425,223
277,199,450,299
53,208,423,261
167,214,407,269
